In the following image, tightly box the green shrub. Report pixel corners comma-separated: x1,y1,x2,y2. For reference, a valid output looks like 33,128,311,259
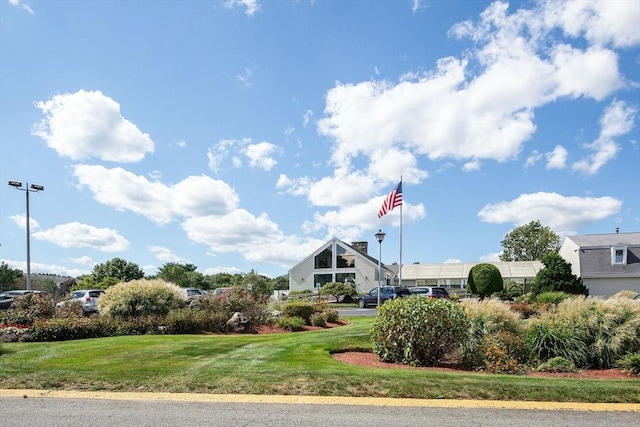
467,263,504,298
166,308,228,334
97,279,185,318
277,316,306,331
535,291,570,305
615,352,640,376
493,280,524,301
54,300,84,318
323,308,340,323
188,287,269,327
28,317,102,341
310,313,327,327
319,282,357,302
281,301,315,325
371,296,468,367
0,293,56,326
535,357,578,373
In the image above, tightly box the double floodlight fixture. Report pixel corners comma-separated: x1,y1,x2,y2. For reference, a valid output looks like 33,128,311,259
7,181,44,192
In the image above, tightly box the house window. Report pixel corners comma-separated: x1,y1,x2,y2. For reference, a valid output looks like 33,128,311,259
611,245,627,265
336,244,356,268
314,274,333,288
336,273,355,283
314,247,332,269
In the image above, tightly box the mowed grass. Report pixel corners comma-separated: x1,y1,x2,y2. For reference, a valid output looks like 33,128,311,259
0,317,638,402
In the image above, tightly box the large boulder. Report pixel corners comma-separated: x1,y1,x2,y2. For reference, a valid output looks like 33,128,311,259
227,311,251,333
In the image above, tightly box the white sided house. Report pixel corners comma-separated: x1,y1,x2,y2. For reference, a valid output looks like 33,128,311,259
558,232,640,297
288,238,394,294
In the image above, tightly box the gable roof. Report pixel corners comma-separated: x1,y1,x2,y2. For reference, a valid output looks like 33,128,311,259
564,232,640,248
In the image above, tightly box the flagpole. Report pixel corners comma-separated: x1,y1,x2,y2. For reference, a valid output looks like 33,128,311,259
399,176,403,286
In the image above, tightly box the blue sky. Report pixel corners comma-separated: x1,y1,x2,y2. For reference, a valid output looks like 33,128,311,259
1,0,638,280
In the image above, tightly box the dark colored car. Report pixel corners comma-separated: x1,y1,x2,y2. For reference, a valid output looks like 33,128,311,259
181,287,207,304
409,286,450,299
0,290,45,310
358,286,411,308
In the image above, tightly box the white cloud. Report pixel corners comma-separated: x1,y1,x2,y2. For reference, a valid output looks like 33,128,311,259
276,174,313,196
478,191,622,233
8,0,33,14
463,160,480,172
68,256,95,267
33,222,129,252
546,145,568,169
32,90,154,162
479,252,501,262
224,0,260,17
148,246,186,263
208,138,278,172
202,266,242,275
542,0,640,48
443,258,462,263
573,100,637,175
243,141,278,171
73,165,240,225
302,110,313,127
9,213,39,231
236,67,253,87
182,210,324,267
525,150,543,167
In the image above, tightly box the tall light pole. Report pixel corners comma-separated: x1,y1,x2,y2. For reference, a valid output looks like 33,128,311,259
375,229,386,307
8,181,44,290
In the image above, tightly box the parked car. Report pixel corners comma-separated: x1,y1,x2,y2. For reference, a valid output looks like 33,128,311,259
181,287,207,304
0,290,46,310
56,289,104,314
211,287,233,296
409,286,450,299
357,286,411,308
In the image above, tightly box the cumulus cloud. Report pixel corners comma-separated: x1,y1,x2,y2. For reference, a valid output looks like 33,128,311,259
33,222,129,252
546,145,568,169
208,138,279,173
73,165,240,225
182,210,324,267
32,90,154,162
573,100,637,175
243,141,279,171
478,192,622,233
307,0,633,205
148,246,186,263
224,0,260,16
9,213,39,231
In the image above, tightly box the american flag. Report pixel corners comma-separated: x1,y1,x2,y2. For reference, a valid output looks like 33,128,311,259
378,181,403,218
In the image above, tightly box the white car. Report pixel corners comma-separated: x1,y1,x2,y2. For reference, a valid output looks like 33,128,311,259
57,289,104,314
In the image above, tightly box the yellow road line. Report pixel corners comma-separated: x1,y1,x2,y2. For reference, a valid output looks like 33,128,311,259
1,389,638,412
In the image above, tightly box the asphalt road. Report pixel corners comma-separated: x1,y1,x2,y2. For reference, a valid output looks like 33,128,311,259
1,392,638,427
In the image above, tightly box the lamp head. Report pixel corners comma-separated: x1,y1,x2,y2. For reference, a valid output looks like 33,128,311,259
375,229,386,243
30,184,44,191
8,180,23,188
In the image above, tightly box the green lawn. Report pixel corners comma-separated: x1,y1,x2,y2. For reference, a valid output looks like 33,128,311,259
0,316,638,402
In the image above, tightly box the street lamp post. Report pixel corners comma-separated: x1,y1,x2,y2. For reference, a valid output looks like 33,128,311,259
8,181,45,291
375,229,386,307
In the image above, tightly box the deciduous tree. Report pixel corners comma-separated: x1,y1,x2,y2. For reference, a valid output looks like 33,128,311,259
499,221,560,261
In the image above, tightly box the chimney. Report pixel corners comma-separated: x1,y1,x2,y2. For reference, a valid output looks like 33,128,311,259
350,241,368,255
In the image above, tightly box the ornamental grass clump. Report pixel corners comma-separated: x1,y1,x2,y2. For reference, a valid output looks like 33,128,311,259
460,298,524,370
371,296,468,367
526,295,640,369
97,279,185,319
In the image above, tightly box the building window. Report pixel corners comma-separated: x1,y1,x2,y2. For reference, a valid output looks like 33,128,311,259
335,272,355,284
314,247,332,269
336,244,356,268
314,274,333,288
611,245,627,265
